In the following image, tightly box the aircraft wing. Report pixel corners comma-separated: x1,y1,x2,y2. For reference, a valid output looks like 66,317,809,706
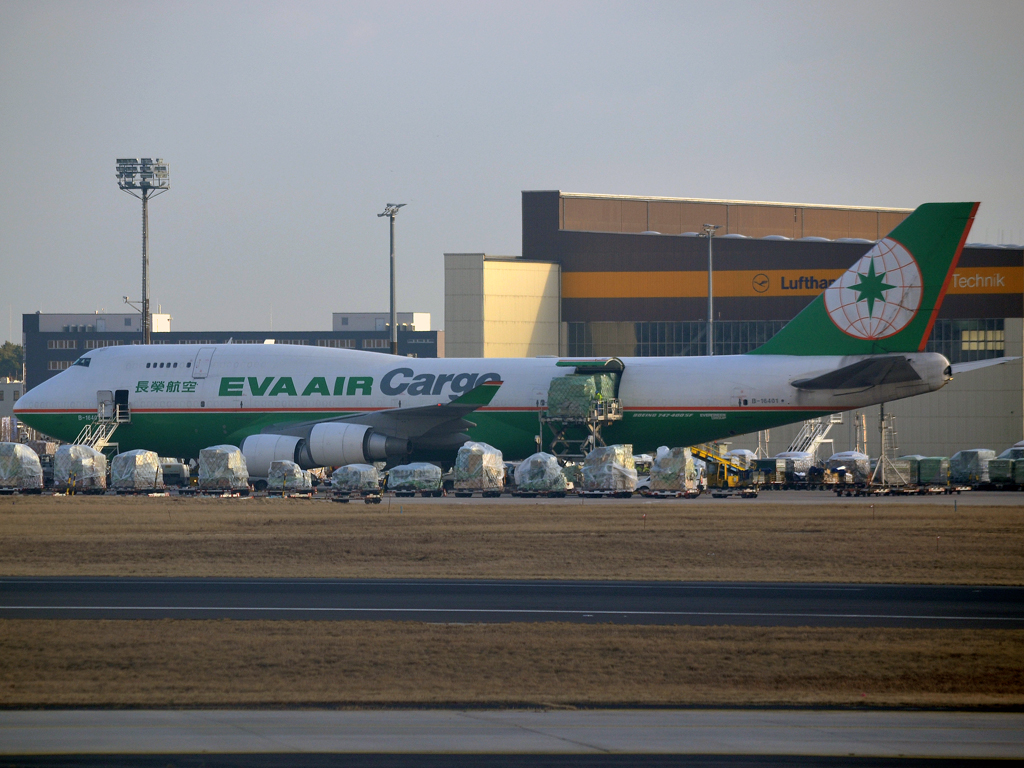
260,380,503,449
791,356,922,391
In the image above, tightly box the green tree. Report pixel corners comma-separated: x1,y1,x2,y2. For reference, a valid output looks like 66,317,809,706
0,342,23,380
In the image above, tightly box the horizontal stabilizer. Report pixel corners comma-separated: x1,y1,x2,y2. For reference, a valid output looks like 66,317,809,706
792,356,922,390
951,357,1021,375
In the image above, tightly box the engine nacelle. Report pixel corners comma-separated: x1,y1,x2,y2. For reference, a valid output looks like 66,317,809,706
241,434,304,478
304,422,410,467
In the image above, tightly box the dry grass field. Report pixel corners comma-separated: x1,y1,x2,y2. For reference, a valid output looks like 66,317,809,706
0,494,1021,582
2,494,1022,708
2,620,1022,708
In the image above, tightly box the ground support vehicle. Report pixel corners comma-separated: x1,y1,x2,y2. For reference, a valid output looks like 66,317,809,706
711,487,759,499
641,488,701,499
333,489,382,504
578,489,633,499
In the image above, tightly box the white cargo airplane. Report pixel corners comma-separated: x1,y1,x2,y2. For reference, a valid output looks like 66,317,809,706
15,202,998,473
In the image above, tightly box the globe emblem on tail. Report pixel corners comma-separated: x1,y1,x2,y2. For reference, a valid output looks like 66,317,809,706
824,238,923,340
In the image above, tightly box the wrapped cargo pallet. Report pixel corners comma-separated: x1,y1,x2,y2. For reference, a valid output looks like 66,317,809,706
988,458,1015,484
27,440,58,457
267,460,312,491
388,462,442,492
650,446,697,492
546,375,597,420
0,442,43,490
515,452,568,493
950,449,996,484
198,444,249,491
888,458,914,486
997,446,1024,460
724,449,756,470
917,457,949,486
454,441,505,490
826,451,870,484
111,449,164,490
582,444,637,492
899,456,925,486
773,451,813,475
54,444,107,491
332,464,380,493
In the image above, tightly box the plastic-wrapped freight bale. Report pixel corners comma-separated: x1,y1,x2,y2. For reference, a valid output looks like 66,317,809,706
773,451,813,477
546,375,597,420
514,452,568,494
388,462,442,495
649,446,697,492
724,449,756,470
582,444,637,493
110,449,164,491
198,444,249,491
987,458,1015,485
917,457,949,486
826,451,871,484
0,442,43,491
267,460,312,492
332,464,381,493
950,449,996,485
454,441,505,494
54,444,107,492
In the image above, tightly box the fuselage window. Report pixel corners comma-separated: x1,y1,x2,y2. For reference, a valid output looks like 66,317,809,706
159,363,165,368
173,362,178,368
146,363,151,368
186,362,192,368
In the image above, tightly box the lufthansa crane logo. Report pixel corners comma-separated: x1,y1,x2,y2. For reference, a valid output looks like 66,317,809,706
752,274,769,293
823,238,922,340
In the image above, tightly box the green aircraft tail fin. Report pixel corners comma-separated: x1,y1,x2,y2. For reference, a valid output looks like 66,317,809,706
749,202,978,356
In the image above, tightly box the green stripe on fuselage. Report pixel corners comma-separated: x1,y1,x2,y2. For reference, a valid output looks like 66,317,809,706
23,407,836,461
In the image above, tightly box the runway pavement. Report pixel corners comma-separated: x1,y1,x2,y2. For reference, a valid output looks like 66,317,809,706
1,709,1022,761
2,577,1022,627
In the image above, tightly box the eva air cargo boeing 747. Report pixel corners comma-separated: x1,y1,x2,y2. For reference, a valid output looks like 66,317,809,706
15,203,1000,473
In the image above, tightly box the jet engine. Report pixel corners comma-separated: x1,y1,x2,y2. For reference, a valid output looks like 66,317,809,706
241,423,410,476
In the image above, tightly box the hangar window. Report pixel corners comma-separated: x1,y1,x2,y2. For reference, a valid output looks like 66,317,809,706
48,360,72,371
926,319,1005,364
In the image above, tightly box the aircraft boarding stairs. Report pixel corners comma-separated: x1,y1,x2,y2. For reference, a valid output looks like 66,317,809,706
786,413,843,456
72,398,130,455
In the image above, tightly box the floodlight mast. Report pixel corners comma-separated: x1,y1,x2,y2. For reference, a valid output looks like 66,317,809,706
116,159,170,344
701,223,721,356
377,203,406,355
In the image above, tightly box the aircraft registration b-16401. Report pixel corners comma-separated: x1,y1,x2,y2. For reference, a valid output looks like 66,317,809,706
14,202,1006,473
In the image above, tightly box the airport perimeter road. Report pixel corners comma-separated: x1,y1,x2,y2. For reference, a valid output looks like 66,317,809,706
1,709,1022,760
2,578,1023,627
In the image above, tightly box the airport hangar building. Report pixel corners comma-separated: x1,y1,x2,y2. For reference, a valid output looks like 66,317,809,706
445,191,1023,458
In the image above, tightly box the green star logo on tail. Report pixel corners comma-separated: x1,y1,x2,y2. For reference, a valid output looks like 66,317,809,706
849,259,895,317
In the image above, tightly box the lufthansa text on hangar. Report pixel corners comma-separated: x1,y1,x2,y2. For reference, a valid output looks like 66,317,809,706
444,191,1023,457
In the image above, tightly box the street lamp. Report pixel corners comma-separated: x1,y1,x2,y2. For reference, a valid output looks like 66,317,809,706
377,203,406,355
700,223,720,356
116,158,170,344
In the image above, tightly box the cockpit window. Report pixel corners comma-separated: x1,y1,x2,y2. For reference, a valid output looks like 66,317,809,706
73,357,91,368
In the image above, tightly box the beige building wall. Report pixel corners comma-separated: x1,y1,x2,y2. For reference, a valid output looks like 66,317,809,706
725,319,1024,459
445,254,560,358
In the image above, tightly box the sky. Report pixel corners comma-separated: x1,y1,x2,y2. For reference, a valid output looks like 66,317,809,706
1,0,1022,343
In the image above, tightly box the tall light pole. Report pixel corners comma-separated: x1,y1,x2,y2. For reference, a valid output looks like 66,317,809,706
701,223,720,356
117,158,170,344
377,203,406,355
